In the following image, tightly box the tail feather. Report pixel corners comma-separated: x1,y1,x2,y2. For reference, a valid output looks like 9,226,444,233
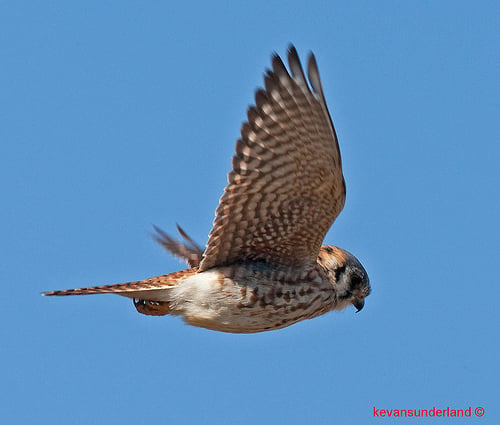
42,268,197,298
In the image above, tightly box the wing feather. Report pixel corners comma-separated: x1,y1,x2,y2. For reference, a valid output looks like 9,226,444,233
153,225,203,267
199,45,345,271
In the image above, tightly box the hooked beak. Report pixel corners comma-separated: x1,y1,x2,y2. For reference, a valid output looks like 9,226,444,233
353,299,365,313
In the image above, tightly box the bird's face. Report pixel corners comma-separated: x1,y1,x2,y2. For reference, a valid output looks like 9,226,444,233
347,267,371,312
318,246,371,312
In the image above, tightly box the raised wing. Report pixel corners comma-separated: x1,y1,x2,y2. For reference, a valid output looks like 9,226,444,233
153,224,203,268
199,46,345,271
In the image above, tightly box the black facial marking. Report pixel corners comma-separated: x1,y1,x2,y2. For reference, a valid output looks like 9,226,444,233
334,263,346,282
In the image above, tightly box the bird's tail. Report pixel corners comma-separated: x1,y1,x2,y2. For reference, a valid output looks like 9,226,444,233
43,268,199,316
42,268,197,299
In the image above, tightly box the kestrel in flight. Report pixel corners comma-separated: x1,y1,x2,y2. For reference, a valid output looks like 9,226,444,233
44,46,370,333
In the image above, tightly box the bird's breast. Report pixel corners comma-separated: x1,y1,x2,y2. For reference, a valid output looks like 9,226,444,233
170,263,335,333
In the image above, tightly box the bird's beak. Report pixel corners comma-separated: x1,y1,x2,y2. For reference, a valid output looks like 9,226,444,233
353,299,364,313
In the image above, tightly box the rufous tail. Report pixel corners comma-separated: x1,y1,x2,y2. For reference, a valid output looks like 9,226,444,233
42,268,197,297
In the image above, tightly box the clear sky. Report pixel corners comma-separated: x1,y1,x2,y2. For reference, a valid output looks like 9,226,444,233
2,1,498,424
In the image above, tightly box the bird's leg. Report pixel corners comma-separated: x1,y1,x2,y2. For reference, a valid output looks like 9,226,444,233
133,299,171,316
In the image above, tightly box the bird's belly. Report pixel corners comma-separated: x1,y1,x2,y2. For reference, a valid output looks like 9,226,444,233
171,267,334,333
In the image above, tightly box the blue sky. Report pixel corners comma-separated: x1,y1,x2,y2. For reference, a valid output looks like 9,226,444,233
2,1,498,424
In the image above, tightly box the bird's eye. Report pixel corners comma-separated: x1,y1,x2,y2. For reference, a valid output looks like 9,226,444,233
351,276,361,287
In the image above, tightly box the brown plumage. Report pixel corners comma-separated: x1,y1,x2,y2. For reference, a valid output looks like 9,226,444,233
43,46,370,333
200,48,345,271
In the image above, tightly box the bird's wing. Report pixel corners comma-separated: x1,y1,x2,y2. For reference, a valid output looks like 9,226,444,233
153,224,203,268
199,46,345,271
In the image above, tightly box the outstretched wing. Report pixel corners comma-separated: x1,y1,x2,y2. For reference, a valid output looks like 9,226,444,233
199,46,345,271
153,224,203,268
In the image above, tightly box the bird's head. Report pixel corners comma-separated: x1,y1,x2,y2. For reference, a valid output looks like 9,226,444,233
318,245,371,312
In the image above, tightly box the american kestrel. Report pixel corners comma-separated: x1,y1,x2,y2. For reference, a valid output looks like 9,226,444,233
44,46,370,333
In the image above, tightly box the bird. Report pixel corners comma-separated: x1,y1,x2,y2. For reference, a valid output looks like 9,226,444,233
43,46,370,333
